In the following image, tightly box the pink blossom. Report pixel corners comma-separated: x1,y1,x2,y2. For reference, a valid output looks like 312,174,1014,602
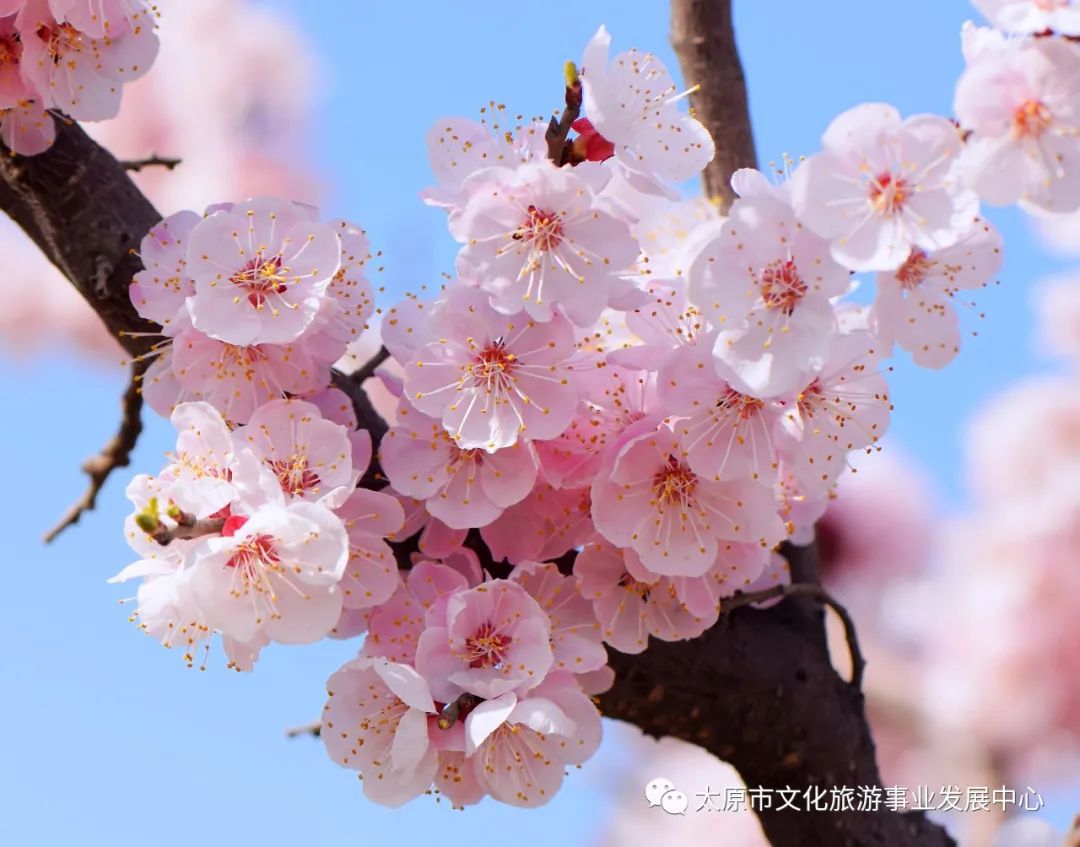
402,288,579,450
534,363,656,489
303,386,359,429
322,657,438,807
452,160,640,326
46,0,155,38
333,487,405,612
480,482,594,565
143,328,328,424
574,539,712,653
873,218,1003,368
591,423,786,576
511,560,608,676
956,35,1080,213
465,672,602,807
974,0,1080,34
188,498,349,646
0,99,55,155
422,113,546,211
234,398,357,505
186,198,341,346
110,554,211,668
608,280,710,374
777,330,893,493
579,25,714,183
363,562,470,665
415,579,554,702
306,219,375,347
631,195,721,280
689,168,849,395
381,406,538,529
791,103,977,271
660,342,786,484
671,542,772,619
130,210,200,331
162,400,241,518
18,0,158,121
0,15,31,107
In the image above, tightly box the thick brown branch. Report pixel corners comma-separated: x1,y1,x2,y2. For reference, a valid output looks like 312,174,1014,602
122,155,181,173
670,0,756,210
720,582,865,689
43,359,146,542
345,345,391,387
0,117,163,361
599,542,951,847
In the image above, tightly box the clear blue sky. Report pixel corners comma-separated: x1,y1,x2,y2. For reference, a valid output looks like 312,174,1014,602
1,2,1074,844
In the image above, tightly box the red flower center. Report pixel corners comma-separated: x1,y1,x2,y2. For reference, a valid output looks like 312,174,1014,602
759,259,808,314
514,205,564,252
1012,99,1053,140
230,255,288,308
463,621,512,669
869,173,908,215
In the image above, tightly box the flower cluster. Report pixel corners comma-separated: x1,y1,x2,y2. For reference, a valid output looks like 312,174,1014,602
112,398,402,669
131,198,374,424
0,0,158,154
111,8,1069,811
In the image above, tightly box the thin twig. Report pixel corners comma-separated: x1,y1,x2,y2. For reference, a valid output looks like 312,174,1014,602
44,360,147,542
721,582,866,689
150,516,226,546
121,155,181,173
347,345,390,385
285,721,322,739
545,67,582,165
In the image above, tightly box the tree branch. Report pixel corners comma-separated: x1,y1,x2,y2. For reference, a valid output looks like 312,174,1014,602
670,0,756,211
0,117,163,361
43,358,147,542
599,541,950,846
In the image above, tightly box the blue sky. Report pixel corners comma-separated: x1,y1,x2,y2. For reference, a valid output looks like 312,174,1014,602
1,1,1075,844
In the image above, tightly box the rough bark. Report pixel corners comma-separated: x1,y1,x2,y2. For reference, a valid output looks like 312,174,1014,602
599,544,951,847
0,9,956,841
0,119,162,360
670,0,756,211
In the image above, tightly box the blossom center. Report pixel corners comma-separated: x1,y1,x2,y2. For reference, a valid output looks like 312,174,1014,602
869,172,908,215
652,455,698,508
39,23,85,61
796,378,826,417
463,621,512,669
514,205,564,252
617,572,652,601
718,386,765,420
759,259,808,314
895,248,936,289
269,455,321,496
225,533,281,577
1012,99,1053,140
468,339,517,391
230,254,289,308
0,34,21,67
